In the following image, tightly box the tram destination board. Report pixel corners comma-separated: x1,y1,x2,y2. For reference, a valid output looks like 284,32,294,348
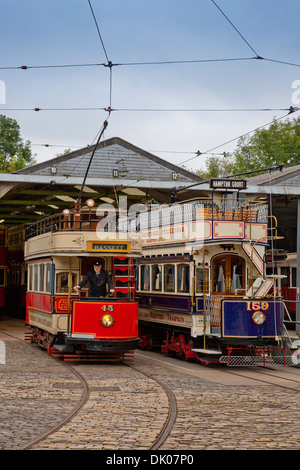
209,178,247,190
89,241,129,252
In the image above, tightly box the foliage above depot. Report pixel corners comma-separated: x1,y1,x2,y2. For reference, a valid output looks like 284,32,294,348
197,116,300,179
0,114,36,173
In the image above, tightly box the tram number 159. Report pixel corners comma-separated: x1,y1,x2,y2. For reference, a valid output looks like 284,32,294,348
246,301,269,311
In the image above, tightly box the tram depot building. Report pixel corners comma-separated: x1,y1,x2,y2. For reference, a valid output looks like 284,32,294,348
1,136,300,334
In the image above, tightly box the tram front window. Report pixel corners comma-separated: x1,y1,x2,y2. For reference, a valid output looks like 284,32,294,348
213,257,226,293
56,272,77,293
212,255,245,295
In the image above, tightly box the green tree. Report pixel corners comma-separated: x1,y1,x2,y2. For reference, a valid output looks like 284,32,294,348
232,116,300,175
197,152,235,179
197,116,300,178
0,114,36,172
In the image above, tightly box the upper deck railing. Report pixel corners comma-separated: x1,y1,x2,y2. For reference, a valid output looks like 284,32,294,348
25,212,113,240
25,199,269,240
135,199,269,232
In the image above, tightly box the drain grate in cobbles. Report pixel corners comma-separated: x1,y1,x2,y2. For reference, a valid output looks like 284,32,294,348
52,383,121,391
91,386,121,392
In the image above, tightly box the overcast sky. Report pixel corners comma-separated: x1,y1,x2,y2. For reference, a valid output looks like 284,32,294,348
1,0,300,172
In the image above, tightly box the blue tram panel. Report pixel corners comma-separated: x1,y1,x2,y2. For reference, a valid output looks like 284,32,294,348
222,299,284,338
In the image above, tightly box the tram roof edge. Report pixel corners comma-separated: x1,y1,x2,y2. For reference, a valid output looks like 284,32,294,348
0,172,299,196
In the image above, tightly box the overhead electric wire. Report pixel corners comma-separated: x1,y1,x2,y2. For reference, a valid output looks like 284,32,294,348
0,106,297,113
87,0,110,65
2,55,300,70
87,0,113,112
1,0,300,73
1,0,299,177
0,107,108,111
116,56,256,66
0,63,105,70
111,107,295,113
262,57,300,68
210,0,260,57
178,109,300,165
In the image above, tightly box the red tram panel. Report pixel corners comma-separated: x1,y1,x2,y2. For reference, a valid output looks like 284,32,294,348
72,300,138,339
26,292,52,323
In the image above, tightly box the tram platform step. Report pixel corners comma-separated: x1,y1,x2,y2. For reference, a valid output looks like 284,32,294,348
191,348,222,355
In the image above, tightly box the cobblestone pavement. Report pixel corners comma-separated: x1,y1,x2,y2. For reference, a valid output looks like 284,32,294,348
1,318,300,451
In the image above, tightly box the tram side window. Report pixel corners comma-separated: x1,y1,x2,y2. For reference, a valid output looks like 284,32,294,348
0,230,5,246
45,263,52,292
39,264,45,292
152,264,162,291
56,272,77,293
280,267,289,288
0,268,5,286
140,265,150,291
28,265,33,291
164,264,175,292
292,268,296,288
196,267,209,294
177,264,189,293
135,265,139,291
34,264,39,291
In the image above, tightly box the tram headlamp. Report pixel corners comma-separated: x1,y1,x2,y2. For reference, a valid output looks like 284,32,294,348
101,314,115,327
252,311,266,325
86,198,95,208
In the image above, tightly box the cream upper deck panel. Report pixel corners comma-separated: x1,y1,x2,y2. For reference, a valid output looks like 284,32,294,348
24,230,142,261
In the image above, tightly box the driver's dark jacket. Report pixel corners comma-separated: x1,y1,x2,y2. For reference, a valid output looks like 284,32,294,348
78,269,113,297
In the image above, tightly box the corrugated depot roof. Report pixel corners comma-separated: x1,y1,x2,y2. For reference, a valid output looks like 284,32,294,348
16,136,202,184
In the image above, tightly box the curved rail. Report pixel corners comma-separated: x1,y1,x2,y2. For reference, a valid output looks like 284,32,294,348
20,364,90,450
0,329,91,451
1,329,177,450
3,326,300,450
127,363,177,450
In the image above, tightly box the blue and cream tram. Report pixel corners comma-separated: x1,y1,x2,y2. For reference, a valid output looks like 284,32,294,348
135,198,287,366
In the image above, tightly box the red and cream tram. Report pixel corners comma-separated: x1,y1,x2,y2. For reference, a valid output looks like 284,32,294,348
24,209,141,361
135,197,289,366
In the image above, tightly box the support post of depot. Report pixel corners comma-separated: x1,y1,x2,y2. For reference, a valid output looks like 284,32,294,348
296,197,300,337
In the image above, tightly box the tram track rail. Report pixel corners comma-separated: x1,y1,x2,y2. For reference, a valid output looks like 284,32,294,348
0,329,177,450
126,363,177,450
19,360,177,451
3,326,300,450
224,366,300,393
20,364,90,451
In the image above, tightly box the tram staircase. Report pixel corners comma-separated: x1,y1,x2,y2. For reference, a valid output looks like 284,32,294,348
242,241,276,297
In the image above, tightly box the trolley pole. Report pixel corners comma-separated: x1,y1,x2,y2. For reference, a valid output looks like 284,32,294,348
296,197,300,337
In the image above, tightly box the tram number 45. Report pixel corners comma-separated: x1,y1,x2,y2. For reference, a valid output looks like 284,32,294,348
101,305,114,312
247,301,269,311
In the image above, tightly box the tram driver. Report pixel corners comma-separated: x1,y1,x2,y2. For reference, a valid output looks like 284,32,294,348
73,260,115,298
